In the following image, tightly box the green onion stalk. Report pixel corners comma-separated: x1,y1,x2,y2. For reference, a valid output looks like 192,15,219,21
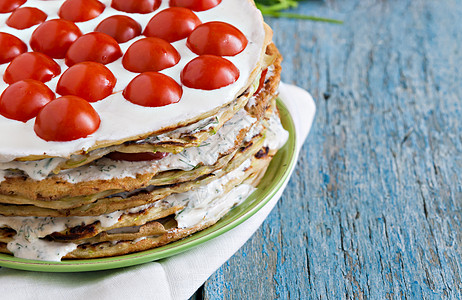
255,0,342,23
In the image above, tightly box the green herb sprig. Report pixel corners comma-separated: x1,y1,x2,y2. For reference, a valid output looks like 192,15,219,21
255,0,342,23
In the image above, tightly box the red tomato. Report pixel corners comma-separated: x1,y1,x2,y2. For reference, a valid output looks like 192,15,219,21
65,32,122,66
169,0,221,11
123,72,182,107
255,68,268,94
0,0,26,13
106,151,169,162
0,33,27,65
181,55,239,90
144,7,201,43
30,19,82,59
0,80,55,122
122,38,180,73
57,62,116,102
111,0,160,14
6,7,48,30
4,52,61,84
34,95,100,142
187,22,248,56
95,15,141,43
59,0,105,22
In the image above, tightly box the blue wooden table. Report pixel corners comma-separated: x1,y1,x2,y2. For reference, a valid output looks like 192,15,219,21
195,0,462,298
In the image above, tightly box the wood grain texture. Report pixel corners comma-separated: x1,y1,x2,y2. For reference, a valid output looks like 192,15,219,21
202,0,462,298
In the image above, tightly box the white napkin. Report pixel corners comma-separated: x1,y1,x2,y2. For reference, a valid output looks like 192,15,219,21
0,83,315,300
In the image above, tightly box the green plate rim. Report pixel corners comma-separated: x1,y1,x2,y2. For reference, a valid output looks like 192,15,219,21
0,98,297,272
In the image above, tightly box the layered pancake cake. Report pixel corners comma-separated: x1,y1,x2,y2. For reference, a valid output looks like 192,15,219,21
0,0,288,261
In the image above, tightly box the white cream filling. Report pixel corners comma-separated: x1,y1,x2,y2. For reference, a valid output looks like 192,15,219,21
0,157,66,182
264,110,289,150
0,159,254,261
167,159,254,228
0,114,288,261
0,0,267,161
0,107,257,183
0,210,123,261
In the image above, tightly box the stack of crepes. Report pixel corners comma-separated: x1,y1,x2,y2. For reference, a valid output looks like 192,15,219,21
0,0,288,261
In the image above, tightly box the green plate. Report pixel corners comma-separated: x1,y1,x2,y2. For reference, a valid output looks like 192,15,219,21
0,99,297,272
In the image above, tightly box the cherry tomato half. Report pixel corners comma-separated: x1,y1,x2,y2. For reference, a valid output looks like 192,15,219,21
0,0,26,13
123,72,182,107
181,55,239,90
187,21,248,56
169,0,221,11
111,0,160,14
106,151,168,162
255,68,268,94
0,33,27,65
59,0,105,22
122,37,180,73
30,19,82,59
4,52,61,84
95,15,141,43
34,95,101,142
0,80,55,122
6,7,48,30
65,32,122,66
57,62,116,102
144,7,201,43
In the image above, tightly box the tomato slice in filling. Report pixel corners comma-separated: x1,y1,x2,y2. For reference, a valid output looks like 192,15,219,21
106,152,169,162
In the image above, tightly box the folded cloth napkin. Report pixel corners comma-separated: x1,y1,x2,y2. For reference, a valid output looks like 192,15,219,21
0,83,315,300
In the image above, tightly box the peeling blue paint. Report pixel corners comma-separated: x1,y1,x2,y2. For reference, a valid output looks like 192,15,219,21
202,0,462,298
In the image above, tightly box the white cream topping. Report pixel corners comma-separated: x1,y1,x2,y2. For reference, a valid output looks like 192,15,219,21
0,0,267,161
0,115,288,261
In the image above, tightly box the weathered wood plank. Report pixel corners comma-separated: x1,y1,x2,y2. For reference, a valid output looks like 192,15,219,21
203,0,462,299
